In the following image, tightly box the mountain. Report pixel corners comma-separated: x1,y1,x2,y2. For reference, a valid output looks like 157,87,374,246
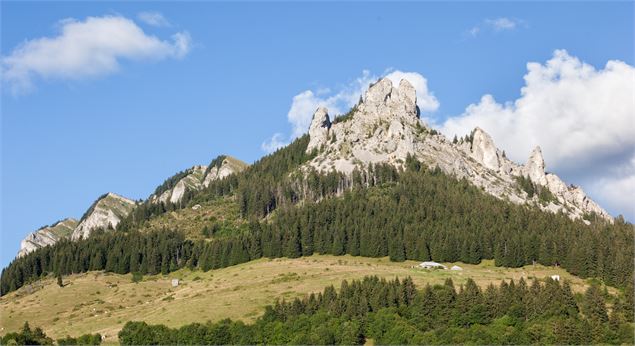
203,155,249,187
16,218,78,258
70,192,137,240
150,155,248,205
305,78,611,222
13,156,248,257
151,165,208,205
2,77,632,344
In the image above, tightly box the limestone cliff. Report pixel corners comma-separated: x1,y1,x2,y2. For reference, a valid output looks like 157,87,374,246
303,77,612,221
17,218,78,257
71,193,137,240
150,155,248,205
202,155,248,187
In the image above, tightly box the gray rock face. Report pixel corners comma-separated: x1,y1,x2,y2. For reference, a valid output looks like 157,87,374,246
203,156,248,187
149,155,249,204
470,127,501,171
71,193,137,240
307,107,331,152
17,218,78,258
152,165,207,205
305,78,421,174
150,156,249,205
524,146,548,186
303,77,613,222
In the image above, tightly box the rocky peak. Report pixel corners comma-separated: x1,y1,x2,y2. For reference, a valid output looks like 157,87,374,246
306,107,331,152
358,78,419,122
203,155,248,187
470,127,501,171
524,146,547,185
398,79,417,116
17,218,78,258
153,165,207,205
71,192,136,240
302,77,612,222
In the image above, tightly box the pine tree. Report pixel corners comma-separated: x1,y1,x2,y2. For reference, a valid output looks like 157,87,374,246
583,284,609,323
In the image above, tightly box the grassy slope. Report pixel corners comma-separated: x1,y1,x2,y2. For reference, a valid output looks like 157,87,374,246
0,255,611,344
47,219,77,239
135,197,246,240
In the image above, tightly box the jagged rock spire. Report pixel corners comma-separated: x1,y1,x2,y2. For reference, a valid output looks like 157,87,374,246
358,78,418,120
524,146,547,185
470,127,501,171
307,107,331,152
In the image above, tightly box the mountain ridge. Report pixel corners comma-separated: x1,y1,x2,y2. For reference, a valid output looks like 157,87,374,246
15,156,248,258
303,77,611,222
13,79,613,259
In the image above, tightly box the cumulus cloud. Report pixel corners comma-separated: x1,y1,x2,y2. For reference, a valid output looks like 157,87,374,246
261,70,439,153
439,50,635,219
1,15,191,94
138,11,171,27
467,17,525,37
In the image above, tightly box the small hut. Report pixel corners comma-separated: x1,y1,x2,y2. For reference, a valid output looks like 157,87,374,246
171,279,180,287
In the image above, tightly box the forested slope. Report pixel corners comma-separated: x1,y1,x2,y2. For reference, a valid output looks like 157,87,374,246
2,138,633,294
115,276,633,345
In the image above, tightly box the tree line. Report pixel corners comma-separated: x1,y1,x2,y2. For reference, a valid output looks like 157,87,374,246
3,155,633,295
117,276,634,345
0,322,101,345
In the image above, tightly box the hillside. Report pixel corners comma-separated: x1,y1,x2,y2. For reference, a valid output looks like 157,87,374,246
133,197,246,240
0,255,610,343
2,77,633,345
17,219,77,258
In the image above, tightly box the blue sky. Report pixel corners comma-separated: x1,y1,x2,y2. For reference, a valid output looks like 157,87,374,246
1,2,634,269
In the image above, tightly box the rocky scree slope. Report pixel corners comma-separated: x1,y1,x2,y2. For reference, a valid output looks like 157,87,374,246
304,77,611,222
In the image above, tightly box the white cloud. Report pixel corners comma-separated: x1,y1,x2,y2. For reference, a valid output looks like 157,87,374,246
466,17,525,38
468,26,480,37
485,17,518,31
588,157,635,220
261,133,288,154
262,70,439,154
138,11,171,27
439,50,635,219
1,15,191,94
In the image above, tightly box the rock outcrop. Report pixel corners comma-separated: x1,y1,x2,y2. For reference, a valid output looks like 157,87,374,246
150,155,248,205
17,218,78,257
470,127,502,171
303,77,613,222
524,146,548,186
307,107,331,152
71,193,137,240
152,165,207,205
202,155,248,187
